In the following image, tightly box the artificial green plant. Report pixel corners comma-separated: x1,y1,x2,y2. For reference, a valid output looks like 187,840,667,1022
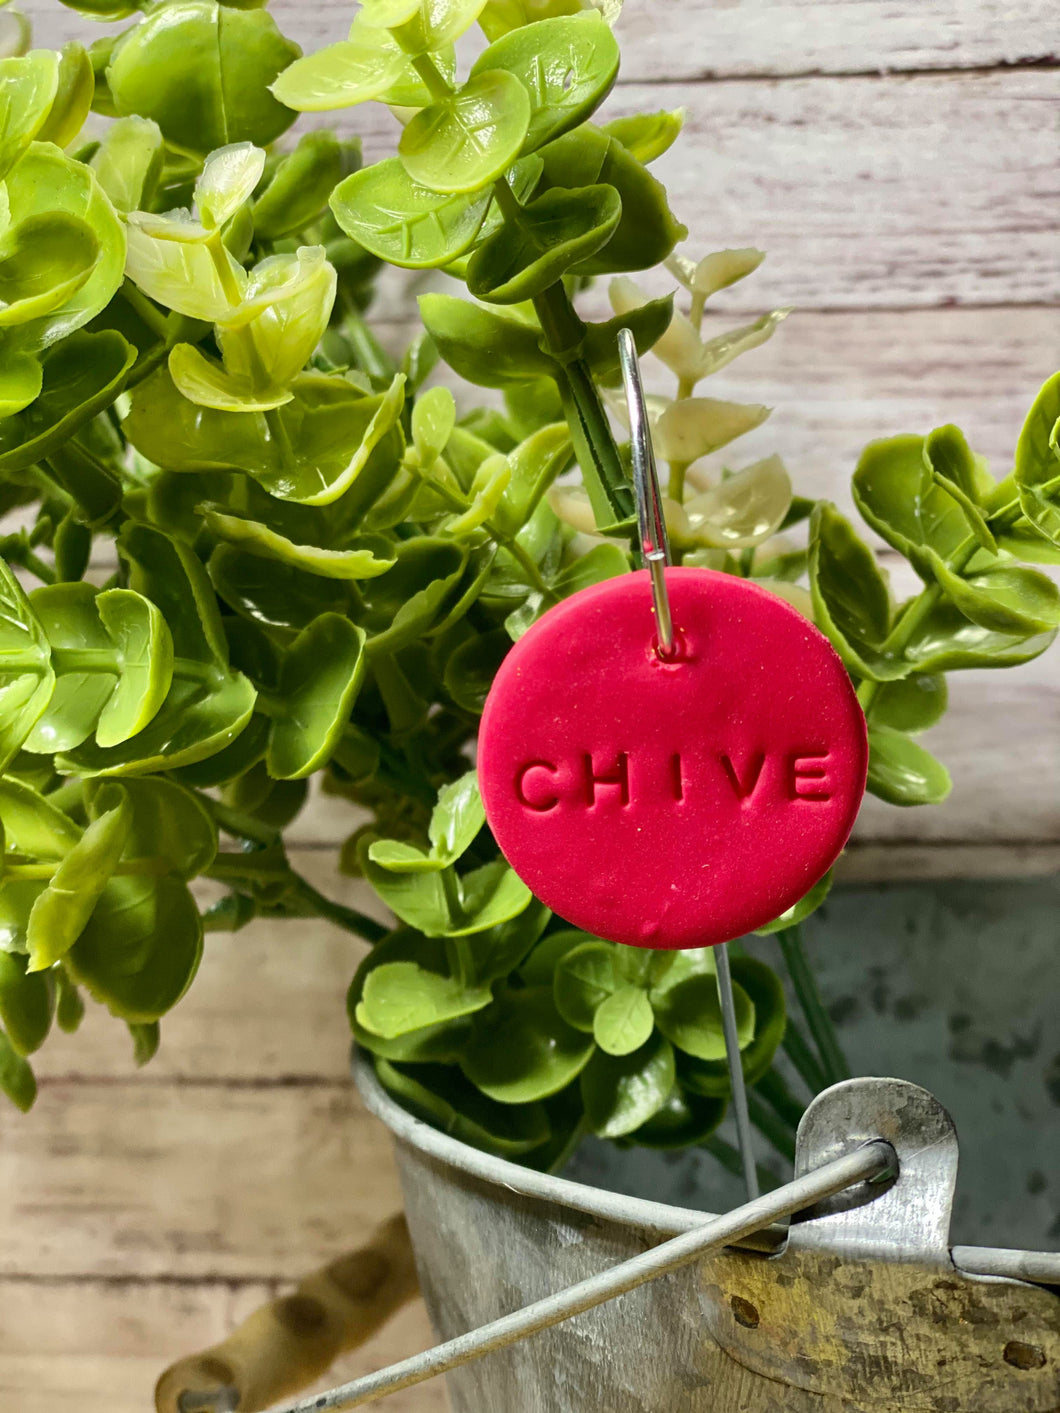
0,0,1056,1185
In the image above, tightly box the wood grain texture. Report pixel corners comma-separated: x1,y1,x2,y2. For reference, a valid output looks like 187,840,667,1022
23,0,1057,79
0,1276,445,1413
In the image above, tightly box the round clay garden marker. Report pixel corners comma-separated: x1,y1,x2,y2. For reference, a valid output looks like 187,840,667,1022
479,566,868,949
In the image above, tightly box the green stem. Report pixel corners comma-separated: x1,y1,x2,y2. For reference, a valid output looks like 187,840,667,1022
291,873,388,944
120,278,170,341
340,297,397,383
776,925,850,1087
756,1067,807,1131
666,375,698,501
201,797,280,847
5,544,55,585
782,1016,829,1096
703,1136,778,1192
747,1091,797,1163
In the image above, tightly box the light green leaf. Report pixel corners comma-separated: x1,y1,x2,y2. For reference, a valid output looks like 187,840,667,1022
3,143,126,349
411,386,456,464
602,109,684,164
399,71,531,195
125,215,243,321
903,599,1055,673
754,871,833,936
267,614,366,779
679,956,786,1096
470,13,619,154
852,433,968,578
0,345,42,418
195,142,267,231
580,1031,674,1138
429,769,484,864
269,21,408,111
491,421,571,537
89,115,164,215
95,587,175,748
1013,371,1060,547
23,582,114,753
868,675,948,735
443,453,511,536
26,794,132,972
84,776,217,882
629,1084,726,1150
36,41,93,150
867,725,951,806
0,50,58,181
168,343,292,413
0,776,79,859
357,960,492,1038
593,984,653,1056
200,504,396,581
254,131,346,239
461,986,594,1102
450,856,532,935
808,502,905,681
926,557,1060,637
0,212,98,329
106,2,299,155
217,245,337,390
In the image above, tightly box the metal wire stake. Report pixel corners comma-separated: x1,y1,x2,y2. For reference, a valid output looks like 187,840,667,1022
618,326,674,656
618,325,758,1201
715,942,761,1201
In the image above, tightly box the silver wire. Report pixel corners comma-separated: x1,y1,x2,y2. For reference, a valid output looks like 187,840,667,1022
618,327,674,656
715,942,761,1201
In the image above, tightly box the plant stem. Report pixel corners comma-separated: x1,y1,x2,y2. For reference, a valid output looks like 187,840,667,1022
201,796,280,847
756,1067,807,1131
120,278,170,341
782,1016,829,1096
667,375,697,501
776,925,850,1086
291,873,388,944
703,1135,778,1192
339,291,397,382
747,1091,797,1163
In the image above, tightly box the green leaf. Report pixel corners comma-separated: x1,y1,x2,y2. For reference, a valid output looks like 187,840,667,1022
411,386,456,465
89,115,164,215
55,969,84,1033
601,109,684,165
629,1084,726,1150
357,960,492,1038
0,330,137,476
651,968,755,1061
443,626,510,713
216,245,337,393
0,558,54,770
903,598,1055,672
451,857,532,935
580,1031,674,1138
678,956,786,1096
0,51,58,182
581,294,675,386
852,434,968,578
467,183,621,303
124,216,242,323
36,41,94,150
107,1,299,155
267,614,366,779
419,293,555,386
519,926,587,987
0,950,53,1056
0,346,42,418
554,939,616,1031
94,588,175,748
471,13,620,154
359,535,468,655
66,872,203,1022
26,794,132,972
254,130,345,239
375,1057,550,1158
464,898,550,986
332,157,494,269
593,984,653,1056
868,674,948,735
22,583,114,754
0,776,79,860
124,369,406,507
200,504,395,582
429,770,484,864
808,502,905,681
84,776,217,882
399,71,531,195
195,142,267,231
754,870,834,936
0,1029,35,1111
867,725,951,806
1013,371,1060,546
270,22,409,111
128,1019,160,1066
924,424,996,553
491,421,572,537
2,143,126,350
0,212,98,330
368,0,490,51
461,986,594,1102
926,559,1060,637
537,124,686,273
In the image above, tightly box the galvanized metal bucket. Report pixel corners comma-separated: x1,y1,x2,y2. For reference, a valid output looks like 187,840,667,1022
356,1060,1060,1412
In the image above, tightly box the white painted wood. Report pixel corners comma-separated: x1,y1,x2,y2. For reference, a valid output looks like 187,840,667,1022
0,1276,445,1413
23,0,1058,79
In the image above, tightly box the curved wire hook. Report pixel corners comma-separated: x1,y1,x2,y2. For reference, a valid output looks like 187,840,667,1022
618,327,675,657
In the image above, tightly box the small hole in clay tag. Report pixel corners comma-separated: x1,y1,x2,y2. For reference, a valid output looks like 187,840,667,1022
479,568,868,949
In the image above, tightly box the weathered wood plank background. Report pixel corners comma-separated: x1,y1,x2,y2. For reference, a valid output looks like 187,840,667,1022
4,2,1059,1409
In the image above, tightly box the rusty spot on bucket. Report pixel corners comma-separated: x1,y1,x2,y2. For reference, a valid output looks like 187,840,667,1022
730,1295,760,1329
1003,1340,1046,1371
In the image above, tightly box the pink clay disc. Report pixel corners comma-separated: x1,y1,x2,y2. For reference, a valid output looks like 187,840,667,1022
478,567,868,949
